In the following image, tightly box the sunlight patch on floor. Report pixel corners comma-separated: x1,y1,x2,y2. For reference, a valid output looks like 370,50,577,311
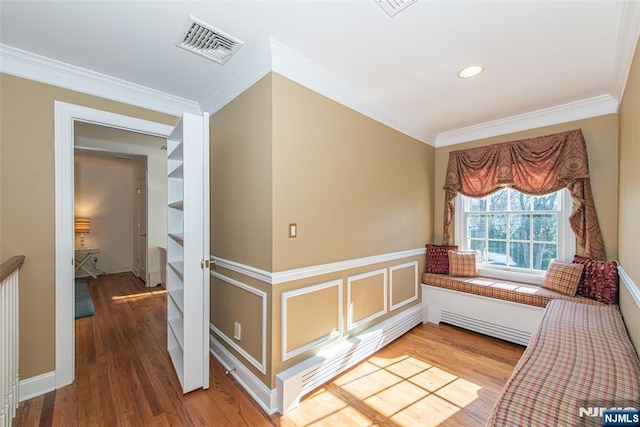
111,289,166,302
282,354,483,426
280,388,372,427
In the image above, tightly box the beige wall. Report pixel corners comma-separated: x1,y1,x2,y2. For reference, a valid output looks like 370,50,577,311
210,74,273,271
272,74,435,271
0,73,176,378
618,37,640,352
433,114,619,260
208,72,433,388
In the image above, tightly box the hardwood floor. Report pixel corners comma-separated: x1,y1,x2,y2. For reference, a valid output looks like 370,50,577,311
14,273,524,426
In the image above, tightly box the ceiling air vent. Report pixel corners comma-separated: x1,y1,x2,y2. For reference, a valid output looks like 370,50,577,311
376,0,417,17
175,16,243,65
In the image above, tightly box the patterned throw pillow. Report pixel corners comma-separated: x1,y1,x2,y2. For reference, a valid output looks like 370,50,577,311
572,255,619,304
448,250,477,277
541,260,584,296
426,244,458,274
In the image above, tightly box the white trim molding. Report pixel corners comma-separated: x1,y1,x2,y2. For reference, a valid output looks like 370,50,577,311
610,0,640,104
390,261,419,311
619,266,640,308
269,38,435,145
347,268,388,331
210,271,267,374
19,371,56,402
435,94,618,147
209,336,278,415
1,44,200,117
55,102,173,388
281,280,343,362
212,247,426,286
201,39,272,115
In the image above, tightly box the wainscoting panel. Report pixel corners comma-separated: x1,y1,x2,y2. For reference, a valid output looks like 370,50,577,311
347,268,387,331
210,271,267,374
281,280,343,362
619,266,640,355
390,261,418,311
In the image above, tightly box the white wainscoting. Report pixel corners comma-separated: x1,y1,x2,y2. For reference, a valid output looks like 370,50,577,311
390,261,419,311
347,268,388,331
210,271,267,374
618,266,640,355
281,280,343,362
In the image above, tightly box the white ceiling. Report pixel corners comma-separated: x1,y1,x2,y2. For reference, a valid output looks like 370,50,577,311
1,1,639,147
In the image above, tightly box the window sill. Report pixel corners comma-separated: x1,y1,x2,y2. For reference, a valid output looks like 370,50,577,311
475,266,544,286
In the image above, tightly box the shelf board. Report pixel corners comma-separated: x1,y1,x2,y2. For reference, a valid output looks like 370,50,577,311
168,346,185,388
169,233,184,243
168,163,184,179
167,140,184,161
168,289,184,314
168,200,184,210
168,317,185,350
168,261,184,280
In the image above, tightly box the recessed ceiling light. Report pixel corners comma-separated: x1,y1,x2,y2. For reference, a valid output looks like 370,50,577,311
458,65,484,79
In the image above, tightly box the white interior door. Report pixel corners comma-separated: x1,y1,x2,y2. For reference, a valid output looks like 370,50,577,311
166,112,210,393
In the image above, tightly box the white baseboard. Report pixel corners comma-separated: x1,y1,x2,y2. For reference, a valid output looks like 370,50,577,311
209,336,278,415
19,371,56,402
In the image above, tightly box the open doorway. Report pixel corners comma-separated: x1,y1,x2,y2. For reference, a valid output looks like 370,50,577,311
73,122,167,287
54,101,175,388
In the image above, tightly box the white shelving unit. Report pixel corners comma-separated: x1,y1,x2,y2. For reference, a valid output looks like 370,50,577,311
166,113,210,394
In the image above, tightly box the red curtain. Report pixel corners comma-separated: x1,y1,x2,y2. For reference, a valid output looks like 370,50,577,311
442,129,606,260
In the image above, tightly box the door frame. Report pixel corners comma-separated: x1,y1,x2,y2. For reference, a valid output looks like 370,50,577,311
54,101,173,387
135,173,148,285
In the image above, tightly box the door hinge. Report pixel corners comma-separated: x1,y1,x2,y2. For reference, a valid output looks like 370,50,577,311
201,259,216,269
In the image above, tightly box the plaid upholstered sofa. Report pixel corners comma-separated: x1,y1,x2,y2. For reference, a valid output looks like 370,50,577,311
486,300,640,426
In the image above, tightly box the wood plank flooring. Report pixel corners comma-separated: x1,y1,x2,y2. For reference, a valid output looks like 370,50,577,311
14,273,524,426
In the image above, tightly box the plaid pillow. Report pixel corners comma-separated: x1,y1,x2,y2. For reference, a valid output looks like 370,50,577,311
426,244,458,274
541,260,584,296
448,250,477,277
572,255,619,304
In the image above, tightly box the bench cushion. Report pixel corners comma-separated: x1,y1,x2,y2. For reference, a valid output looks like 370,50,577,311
487,300,640,426
423,272,604,308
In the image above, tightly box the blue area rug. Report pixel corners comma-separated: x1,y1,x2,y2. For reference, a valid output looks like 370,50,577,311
75,278,95,319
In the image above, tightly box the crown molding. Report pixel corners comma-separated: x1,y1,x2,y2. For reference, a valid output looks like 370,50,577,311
0,43,201,117
434,94,619,147
610,0,640,104
269,38,436,146
201,39,272,115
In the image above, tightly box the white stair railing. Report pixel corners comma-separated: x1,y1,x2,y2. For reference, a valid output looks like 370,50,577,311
0,256,24,427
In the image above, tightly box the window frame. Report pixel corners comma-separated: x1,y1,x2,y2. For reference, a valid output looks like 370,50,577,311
454,187,575,285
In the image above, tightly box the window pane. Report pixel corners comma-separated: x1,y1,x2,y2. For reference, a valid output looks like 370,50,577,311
469,239,486,263
509,190,532,211
488,189,507,211
487,240,509,266
509,242,531,269
488,214,507,239
467,214,486,238
509,214,531,240
533,193,559,211
533,243,557,270
533,214,558,242
467,197,486,212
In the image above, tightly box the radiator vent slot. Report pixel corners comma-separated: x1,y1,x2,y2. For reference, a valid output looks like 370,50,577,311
441,310,531,346
277,305,423,414
375,0,417,17
175,16,243,65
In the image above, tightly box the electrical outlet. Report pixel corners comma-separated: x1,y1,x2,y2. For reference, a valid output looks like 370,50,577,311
234,322,241,340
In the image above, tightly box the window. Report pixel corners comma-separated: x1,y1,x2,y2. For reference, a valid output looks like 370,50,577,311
455,188,575,283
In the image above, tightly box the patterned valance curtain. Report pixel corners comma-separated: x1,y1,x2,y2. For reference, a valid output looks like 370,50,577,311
442,129,606,260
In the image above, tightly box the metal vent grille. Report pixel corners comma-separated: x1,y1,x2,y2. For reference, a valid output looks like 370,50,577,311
175,16,243,65
376,0,417,17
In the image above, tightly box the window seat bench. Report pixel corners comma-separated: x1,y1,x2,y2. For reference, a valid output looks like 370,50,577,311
421,272,605,346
